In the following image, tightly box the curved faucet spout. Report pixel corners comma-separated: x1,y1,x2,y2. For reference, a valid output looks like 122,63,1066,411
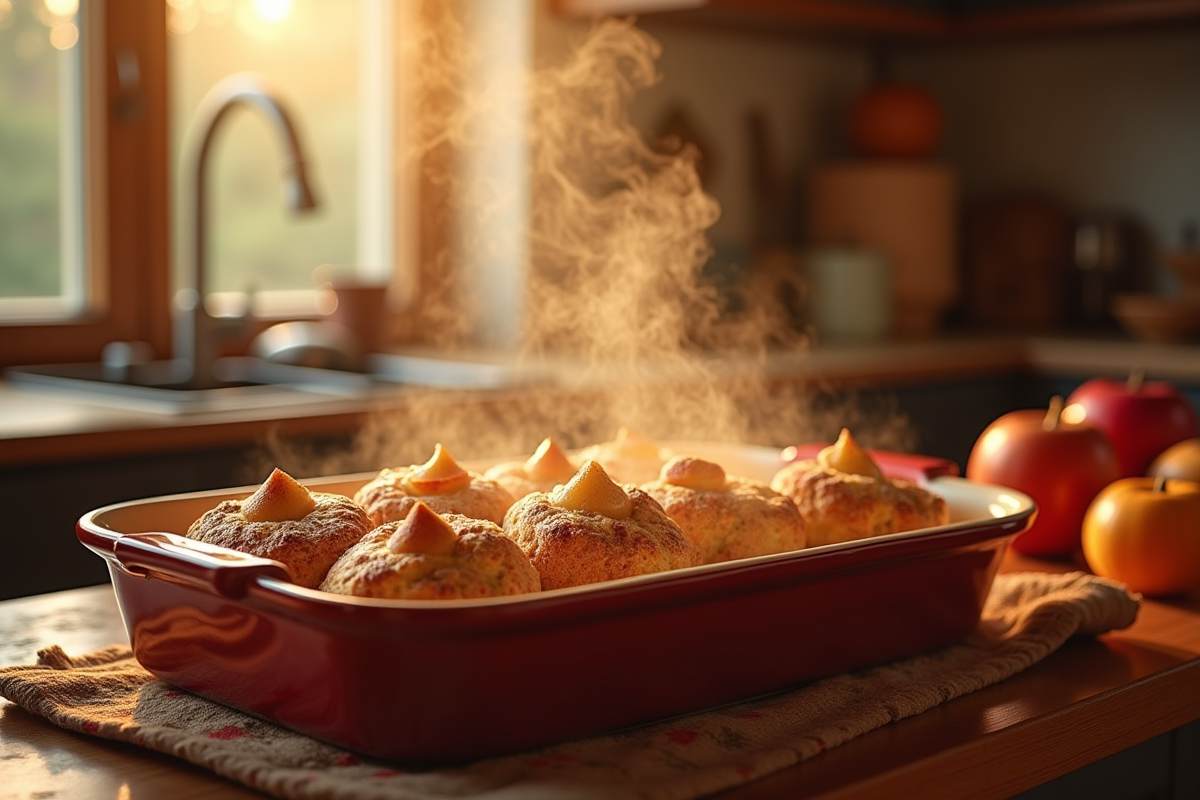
176,72,320,388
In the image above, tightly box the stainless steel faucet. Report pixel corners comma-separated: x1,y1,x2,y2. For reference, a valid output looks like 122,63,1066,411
175,72,319,388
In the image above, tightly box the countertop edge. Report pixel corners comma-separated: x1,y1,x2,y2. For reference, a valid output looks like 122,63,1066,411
4,334,1198,468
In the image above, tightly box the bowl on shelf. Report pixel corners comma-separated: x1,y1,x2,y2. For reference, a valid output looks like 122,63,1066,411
1165,250,1200,302
1110,293,1200,345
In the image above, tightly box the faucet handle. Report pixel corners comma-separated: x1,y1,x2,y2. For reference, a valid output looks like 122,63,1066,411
239,283,258,322
102,341,156,383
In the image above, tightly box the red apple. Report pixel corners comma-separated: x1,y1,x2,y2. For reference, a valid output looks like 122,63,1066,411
966,396,1121,557
1065,370,1198,478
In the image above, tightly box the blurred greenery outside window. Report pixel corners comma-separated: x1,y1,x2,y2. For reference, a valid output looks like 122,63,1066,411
0,0,85,314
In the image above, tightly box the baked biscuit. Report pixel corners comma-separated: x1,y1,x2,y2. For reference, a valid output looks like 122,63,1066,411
484,437,578,501
575,427,671,485
642,455,806,563
186,468,373,589
354,443,515,526
504,460,702,589
770,428,949,547
319,502,541,599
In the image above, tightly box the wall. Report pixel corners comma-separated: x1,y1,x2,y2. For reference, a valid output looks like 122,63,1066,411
624,26,868,251
542,10,1200,294
901,27,1200,291
535,8,871,253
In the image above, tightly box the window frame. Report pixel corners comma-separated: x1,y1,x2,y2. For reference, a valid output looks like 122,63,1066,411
0,0,171,370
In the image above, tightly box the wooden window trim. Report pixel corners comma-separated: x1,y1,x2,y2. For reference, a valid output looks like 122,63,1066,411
0,0,170,370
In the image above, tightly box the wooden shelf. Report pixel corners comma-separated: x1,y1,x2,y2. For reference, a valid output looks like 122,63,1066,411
956,0,1200,37
552,0,1200,40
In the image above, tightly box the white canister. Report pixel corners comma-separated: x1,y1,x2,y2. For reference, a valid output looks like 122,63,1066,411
804,246,892,342
808,162,957,338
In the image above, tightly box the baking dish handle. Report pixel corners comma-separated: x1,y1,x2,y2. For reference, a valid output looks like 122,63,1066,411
780,444,960,483
111,532,291,599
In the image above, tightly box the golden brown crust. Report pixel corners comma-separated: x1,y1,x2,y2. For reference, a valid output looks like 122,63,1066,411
319,514,541,599
504,487,701,589
770,459,949,546
186,491,373,589
642,474,806,563
354,467,515,527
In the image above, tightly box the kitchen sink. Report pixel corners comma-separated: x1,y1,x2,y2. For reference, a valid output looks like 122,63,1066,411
4,352,553,414
363,352,552,390
4,357,373,414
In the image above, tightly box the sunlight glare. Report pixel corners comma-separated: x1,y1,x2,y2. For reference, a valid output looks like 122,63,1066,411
253,0,292,24
43,0,77,18
200,0,233,20
978,426,1009,458
168,4,201,35
49,20,77,49
1061,402,1087,425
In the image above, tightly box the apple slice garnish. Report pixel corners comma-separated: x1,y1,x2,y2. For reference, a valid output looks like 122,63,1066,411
525,437,576,483
387,501,459,556
404,443,472,495
550,460,632,519
611,426,661,459
241,468,317,523
817,428,883,479
661,456,727,492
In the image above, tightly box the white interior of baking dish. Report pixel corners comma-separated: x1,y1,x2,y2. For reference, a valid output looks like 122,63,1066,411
81,442,1033,562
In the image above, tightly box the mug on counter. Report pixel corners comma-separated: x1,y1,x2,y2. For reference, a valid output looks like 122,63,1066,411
803,246,892,342
313,264,392,356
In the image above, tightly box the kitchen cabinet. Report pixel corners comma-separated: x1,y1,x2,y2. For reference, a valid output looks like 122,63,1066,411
0,428,377,601
553,0,1200,40
1,445,260,600
885,371,1200,469
1013,723,1199,800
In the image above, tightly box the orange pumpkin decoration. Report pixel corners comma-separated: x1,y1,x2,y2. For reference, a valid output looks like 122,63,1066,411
848,83,943,158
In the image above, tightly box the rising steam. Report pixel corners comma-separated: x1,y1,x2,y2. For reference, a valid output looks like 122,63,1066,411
251,11,915,480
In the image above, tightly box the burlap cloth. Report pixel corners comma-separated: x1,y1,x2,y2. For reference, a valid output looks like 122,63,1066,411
0,571,1138,800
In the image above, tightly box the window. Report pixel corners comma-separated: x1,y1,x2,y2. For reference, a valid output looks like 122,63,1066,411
1,0,169,368
0,0,88,317
0,0,405,369
166,0,398,316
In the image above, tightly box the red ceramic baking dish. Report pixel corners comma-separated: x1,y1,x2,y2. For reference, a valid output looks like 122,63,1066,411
76,442,1035,765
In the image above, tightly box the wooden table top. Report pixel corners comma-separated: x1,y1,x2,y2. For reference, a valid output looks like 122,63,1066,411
2,552,1199,799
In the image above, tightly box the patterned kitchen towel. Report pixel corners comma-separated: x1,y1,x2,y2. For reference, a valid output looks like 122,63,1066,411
0,571,1139,800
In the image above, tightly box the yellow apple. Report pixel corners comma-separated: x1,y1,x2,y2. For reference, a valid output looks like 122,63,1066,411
1082,476,1200,596
1148,437,1200,483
